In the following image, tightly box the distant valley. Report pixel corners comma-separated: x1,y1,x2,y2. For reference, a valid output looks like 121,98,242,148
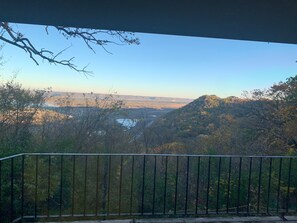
46,91,193,109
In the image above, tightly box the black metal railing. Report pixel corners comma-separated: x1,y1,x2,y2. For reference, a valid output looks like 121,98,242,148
1,153,297,222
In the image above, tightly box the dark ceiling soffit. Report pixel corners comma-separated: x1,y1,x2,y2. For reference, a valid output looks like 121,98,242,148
1,0,297,44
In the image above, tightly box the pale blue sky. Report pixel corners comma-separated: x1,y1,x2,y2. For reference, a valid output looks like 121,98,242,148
1,23,297,99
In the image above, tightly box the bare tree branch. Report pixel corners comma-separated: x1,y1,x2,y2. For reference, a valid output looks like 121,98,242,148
0,22,139,75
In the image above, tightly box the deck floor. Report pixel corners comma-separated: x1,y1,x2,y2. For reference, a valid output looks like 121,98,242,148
36,216,297,223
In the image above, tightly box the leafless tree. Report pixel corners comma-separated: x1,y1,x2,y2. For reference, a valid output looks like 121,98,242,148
0,22,139,74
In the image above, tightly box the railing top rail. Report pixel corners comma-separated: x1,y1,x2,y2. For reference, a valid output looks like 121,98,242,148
1,153,297,160
0,153,24,161
18,152,297,159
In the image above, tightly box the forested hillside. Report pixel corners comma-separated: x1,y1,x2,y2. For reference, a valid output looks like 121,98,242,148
0,75,296,157
145,76,297,155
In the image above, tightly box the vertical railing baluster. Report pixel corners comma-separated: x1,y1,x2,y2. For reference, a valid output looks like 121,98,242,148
107,155,111,216
71,155,75,216
21,155,25,220
257,157,263,214
118,155,123,216
83,156,87,216
185,156,190,215
226,157,232,214
174,156,179,215
286,158,292,213
195,157,200,215
237,157,242,215
130,156,134,216
11,157,14,222
95,156,99,216
152,156,157,215
267,158,272,214
47,156,51,218
295,159,297,213
247,157,252,214
0,161,2,223
277,158,283,213
34,156,38,219
216,157,222,214
60,155,64,217
163,156,168,215
141,155,146,215
206,157,211,215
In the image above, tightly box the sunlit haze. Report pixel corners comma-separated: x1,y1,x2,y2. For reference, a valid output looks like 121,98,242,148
1,23,297,99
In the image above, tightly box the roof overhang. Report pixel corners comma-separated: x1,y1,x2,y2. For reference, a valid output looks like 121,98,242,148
1,0,297,44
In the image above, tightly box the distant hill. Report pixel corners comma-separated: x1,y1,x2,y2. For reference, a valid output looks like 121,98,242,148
147,95,246,139
144,95,280,155
46,91,193,109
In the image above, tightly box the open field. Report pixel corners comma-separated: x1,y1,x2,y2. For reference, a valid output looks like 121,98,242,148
46,91,193,109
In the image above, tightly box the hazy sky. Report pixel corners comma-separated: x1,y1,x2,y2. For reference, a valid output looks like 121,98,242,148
1,23,297,99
